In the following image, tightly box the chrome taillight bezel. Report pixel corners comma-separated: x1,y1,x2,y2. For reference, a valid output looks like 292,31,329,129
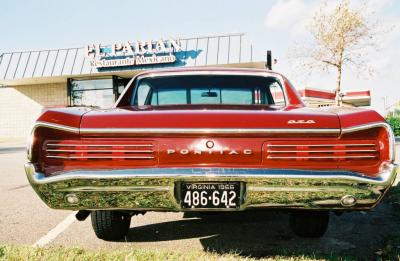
341,122,395,163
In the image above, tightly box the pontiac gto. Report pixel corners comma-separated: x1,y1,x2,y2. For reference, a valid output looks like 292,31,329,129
25,68,398,240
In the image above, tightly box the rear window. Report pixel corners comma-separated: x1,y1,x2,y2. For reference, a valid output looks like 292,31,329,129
132,75,285,106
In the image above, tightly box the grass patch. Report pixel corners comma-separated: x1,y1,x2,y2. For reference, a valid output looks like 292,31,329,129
0,245,353,261
380,184,400,260
376,235,400,260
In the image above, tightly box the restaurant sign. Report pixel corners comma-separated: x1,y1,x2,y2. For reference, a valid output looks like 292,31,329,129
85,39,182,68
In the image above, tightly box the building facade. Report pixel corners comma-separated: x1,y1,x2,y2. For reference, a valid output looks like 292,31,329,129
0,33,370,137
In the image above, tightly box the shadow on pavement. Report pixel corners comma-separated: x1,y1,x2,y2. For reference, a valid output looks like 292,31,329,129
125,205,400,259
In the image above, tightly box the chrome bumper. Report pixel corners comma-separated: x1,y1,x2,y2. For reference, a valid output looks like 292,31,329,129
25,163,398,211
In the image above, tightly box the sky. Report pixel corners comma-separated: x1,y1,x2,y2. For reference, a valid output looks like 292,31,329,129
0,0,399,115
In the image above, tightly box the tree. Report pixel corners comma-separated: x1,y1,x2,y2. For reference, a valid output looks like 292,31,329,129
292,0,384,105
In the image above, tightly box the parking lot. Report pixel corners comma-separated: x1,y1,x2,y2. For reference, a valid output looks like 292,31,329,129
1,139,399,259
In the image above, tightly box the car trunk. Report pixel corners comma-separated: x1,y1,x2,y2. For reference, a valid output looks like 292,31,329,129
56,106,339,168
40,106,384,176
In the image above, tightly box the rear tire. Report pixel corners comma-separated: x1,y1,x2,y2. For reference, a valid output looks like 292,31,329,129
289,211,329,238
91,210,131,241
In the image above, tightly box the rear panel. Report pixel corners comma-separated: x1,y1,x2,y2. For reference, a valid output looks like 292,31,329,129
33,126,390,177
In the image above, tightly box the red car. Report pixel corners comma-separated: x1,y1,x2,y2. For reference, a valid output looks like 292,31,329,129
25,68,398,241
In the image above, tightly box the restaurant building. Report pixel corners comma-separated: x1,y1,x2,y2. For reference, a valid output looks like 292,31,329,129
0,33,370,137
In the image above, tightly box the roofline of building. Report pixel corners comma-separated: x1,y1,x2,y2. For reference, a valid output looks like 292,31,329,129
0,61,266,86
0,32,247,55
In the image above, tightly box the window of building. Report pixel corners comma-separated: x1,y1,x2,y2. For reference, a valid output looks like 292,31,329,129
114,76,131,99
68,76,130,108
269,81,285,106
69,78,114,108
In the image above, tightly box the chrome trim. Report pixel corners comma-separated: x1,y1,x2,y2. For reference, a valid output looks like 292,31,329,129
26,166,395,184
342,122,390,133
247,186,347,192
79,127,340,135
29,120,341,135
29,119,391,137
28,120,393,140
267,144,376,147
47,144,154,147
46,155,154,159
267,150,377,153
25,163,398,211
59,186,170,192
32,121,80,134
342,122,396,162
135,70,280,79
27,121,80,161
394,171,399,187
267,155,377,159
46,149,154,153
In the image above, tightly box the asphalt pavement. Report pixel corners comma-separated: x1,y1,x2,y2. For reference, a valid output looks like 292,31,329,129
1,140,399,259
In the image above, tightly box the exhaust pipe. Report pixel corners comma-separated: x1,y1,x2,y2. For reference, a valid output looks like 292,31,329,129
75,210,91,221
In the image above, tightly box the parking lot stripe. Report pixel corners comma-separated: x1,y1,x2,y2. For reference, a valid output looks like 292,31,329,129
33,211,77,247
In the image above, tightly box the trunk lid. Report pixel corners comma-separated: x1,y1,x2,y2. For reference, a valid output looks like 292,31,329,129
77,106,341,167
80,105,341,137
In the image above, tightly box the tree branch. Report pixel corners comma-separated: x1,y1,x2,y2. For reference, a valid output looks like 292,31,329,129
321,60,339,67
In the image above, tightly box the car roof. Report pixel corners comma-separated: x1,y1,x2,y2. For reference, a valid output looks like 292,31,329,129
134,66,284,78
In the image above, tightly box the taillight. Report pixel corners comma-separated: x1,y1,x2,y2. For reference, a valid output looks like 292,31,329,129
265,140,379,162
263,139,383,175
44,140,155,160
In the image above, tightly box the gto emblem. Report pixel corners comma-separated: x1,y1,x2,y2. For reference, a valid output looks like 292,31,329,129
166,149,253,155
287,120,316,124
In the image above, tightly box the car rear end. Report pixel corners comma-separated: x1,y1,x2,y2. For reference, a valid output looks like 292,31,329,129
26,117,397,212
25,69,398,240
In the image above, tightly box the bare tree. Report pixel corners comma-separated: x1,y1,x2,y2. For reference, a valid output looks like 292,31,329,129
292,0,385,105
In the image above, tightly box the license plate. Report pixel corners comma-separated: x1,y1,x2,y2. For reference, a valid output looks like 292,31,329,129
181,182,240,209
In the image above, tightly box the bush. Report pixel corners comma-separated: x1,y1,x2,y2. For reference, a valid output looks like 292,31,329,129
385,116,400,137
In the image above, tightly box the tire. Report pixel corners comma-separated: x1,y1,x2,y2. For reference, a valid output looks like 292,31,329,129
289,211,330,238
91,210,131,241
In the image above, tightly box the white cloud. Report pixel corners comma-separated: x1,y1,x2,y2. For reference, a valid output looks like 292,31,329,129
265,0,394,35
264,0,316,34
365,0,393,12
